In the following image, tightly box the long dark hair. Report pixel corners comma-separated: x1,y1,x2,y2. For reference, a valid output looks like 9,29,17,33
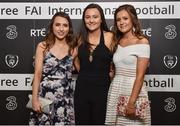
114,4,148,41
43,11,77,54
78,3,110,46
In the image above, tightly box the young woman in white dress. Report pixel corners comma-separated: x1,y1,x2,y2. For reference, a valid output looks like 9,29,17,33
105,4,151,125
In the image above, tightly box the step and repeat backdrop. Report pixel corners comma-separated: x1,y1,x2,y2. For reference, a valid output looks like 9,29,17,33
0,0,180,125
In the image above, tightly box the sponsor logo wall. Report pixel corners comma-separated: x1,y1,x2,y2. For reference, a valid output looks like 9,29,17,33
0,0,180,125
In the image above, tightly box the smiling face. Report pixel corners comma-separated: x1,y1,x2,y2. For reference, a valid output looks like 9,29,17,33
84,8,102,32
116,9,133,34
53,16,70,41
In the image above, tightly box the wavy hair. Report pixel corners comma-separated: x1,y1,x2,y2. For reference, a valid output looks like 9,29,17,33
78,3,116,53
43,11,77,54
114,4,148,41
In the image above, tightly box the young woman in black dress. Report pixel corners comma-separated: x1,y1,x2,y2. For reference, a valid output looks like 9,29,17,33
74,3,116,125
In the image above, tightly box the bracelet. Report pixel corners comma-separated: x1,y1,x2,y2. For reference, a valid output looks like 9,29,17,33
127,105,135,109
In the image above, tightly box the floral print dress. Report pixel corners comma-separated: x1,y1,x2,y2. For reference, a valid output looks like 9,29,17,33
29,51,75,125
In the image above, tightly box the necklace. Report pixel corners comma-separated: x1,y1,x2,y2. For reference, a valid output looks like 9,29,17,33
89,49,93,62
89,46,96,62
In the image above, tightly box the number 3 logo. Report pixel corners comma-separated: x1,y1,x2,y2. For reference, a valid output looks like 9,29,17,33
6,25,18,39
165,24,177,40
6,96,17,111
164,97,176,112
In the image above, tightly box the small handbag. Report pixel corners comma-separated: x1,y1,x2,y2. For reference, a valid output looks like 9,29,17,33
117,95,150,119
26,94,54,114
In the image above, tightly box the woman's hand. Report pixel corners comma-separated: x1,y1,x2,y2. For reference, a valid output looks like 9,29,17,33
125,103,136,119
109,62,115,80
32,96,42,113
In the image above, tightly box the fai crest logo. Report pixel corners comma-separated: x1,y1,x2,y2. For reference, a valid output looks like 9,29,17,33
163,55,178,69
6,25,18,39
164,97,176,112
6,96,17,111
5,54,19,68
165,24,177,40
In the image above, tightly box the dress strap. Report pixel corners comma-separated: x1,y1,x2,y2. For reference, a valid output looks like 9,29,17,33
68,47,71,56
99,30,105,45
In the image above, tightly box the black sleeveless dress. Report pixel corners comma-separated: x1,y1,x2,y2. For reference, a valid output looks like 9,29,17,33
74,31,113,124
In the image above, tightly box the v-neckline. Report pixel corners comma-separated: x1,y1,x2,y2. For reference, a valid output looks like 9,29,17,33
88,30,103,52
49,52,69,61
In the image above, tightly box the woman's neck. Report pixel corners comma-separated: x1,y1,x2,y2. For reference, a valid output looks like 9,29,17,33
88,28,101,40
122,30,134,39
54,39,67,47
55,37,67,44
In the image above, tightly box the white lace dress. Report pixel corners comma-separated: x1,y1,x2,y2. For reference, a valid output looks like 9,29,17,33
105,44,151,125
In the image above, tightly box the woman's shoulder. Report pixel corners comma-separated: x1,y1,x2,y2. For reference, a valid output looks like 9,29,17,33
38,41,46,48
104,31,114,38
137,37,149,45
36,41,46,51
104,31,114,43
103,31,116,52
70,47,78,59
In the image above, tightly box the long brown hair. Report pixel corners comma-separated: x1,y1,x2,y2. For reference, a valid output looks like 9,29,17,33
78,3,116,53
114,4,148,41
43,11,77,54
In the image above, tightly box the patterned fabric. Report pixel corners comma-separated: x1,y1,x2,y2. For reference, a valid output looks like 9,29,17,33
29,52,75,125
105,44,151,125
117,95,150,120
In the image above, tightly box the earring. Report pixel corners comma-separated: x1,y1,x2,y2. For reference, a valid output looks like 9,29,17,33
133,27,135,32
